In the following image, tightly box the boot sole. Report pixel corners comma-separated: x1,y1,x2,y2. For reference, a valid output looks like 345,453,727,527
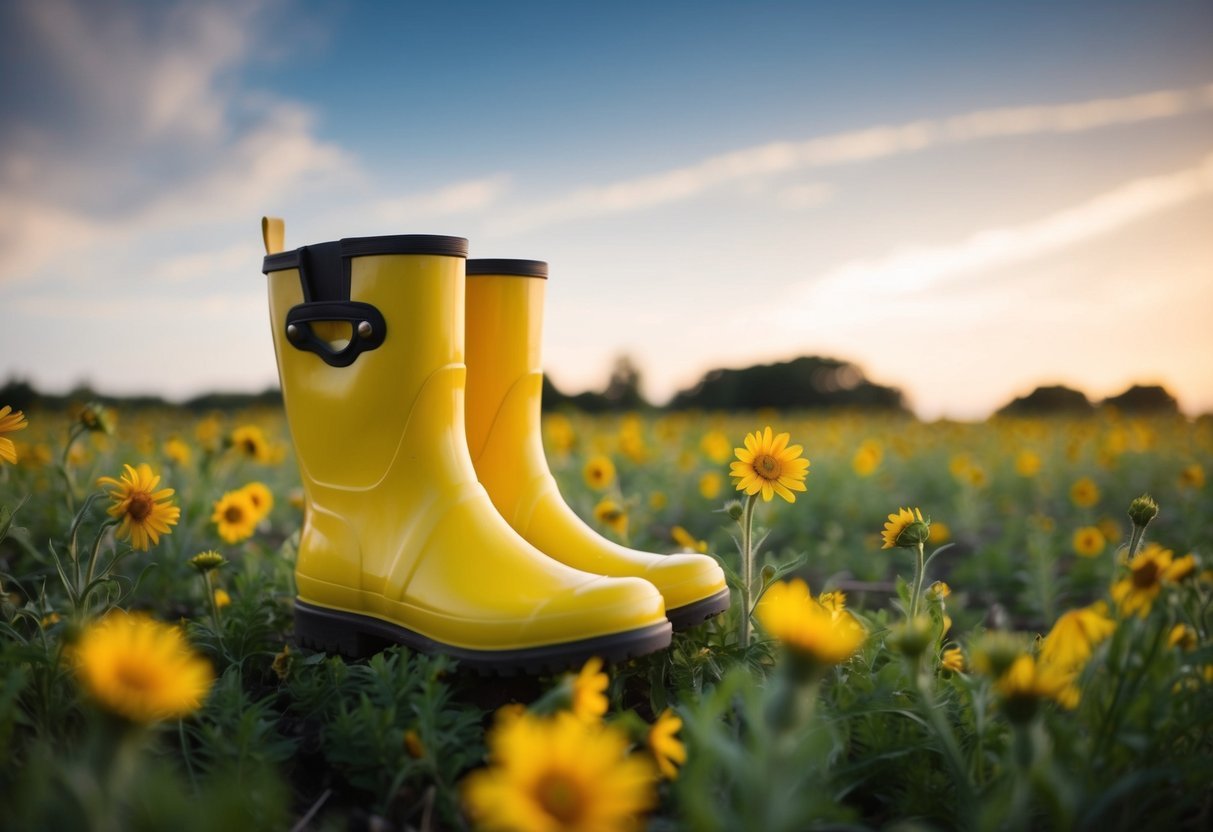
666,587,732,631
294,599,673,675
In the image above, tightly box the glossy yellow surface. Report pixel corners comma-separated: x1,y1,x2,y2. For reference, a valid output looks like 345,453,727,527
465,273,728,612
265,244,668,651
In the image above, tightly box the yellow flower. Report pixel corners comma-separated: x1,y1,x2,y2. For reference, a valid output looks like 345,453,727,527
0,405,29,465
929,521,952,545
851,439,883,477
568,657,609,723
592,499,628,537
583,455,616,491
755,579,866,666
461,710,657,832
211,489,259,544
1096,517,1122,545
698,471,723,500
96,463,181,552
1168,624,1197,651
818,590,847,612
941,647,966,674
1110,543,1173,617
1014,450,1042,478
545,414,576,455
230,425,272,462
71,611,213,723
404,728,426,759
195,414,222,452
700,430,732,464
928,581,951,600
729,426,809,503
648,709,686,781
1040,602,1116,669
163,437,192,466
670,525,707,553
1178,463,1205,490
213,588,231,609
881,507,930,550
1072,526,1106,558
1070,477,1100,508
1163,553,1197,583
995,654,1081,715
239,481,275,521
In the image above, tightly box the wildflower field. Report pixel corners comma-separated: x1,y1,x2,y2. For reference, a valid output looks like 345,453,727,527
1,402,1211,830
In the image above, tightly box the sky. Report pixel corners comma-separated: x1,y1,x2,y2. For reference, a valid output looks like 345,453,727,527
1,0,1211,420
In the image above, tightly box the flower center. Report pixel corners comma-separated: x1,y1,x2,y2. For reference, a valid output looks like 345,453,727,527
754,454,781,480
127,492,154,522
115,658,157,693
242,439,258,455
1132,560,1160,588
535,773,585,825
224,505,245,524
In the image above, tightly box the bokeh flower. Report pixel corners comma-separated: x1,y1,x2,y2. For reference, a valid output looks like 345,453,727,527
1014,450,1042,478
230,424,272,462
729,426,809,503
698,471,723,500
1040,602,1116,669
583,455,616,491
97,463,181,551
755,578,866,666
670,525,707,553
593,499,628,537
1072,526,1106,558
1111,543,1173,617
568,657,609,723
1070,477,1100,508
462,710,656,832
994,654,1080,717
71,611,213,723
648,709,686,781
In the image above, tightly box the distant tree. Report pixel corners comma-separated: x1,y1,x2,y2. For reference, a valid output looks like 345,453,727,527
668,356,906,412
996,385,1093,417
0,378,40,411
1100,384,1179,415
602,356,646,410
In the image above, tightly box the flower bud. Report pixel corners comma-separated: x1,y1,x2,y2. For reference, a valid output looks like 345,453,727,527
889,616,934,658
189,550,227,573
1127,494,1159,529
725,500,744,521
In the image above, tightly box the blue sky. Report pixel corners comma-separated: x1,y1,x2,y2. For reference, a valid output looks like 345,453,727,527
1,0,1211,418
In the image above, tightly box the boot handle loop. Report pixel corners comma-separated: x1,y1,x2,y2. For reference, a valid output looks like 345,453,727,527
284,301,387,367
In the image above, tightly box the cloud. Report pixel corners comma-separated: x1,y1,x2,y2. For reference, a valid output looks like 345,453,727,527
0,0,353,284
800,150,1213,300
488,83,1213,235
372,174,512,224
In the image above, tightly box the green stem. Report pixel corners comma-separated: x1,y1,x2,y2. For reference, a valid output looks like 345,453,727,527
1126,525,1146,561
909,541,926,620
739,493,759,647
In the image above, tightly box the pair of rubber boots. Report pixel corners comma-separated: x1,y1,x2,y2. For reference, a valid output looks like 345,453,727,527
259,219,729,673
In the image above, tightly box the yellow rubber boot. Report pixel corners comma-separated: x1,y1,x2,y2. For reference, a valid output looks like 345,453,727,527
464,260,730,630
260,222,671,672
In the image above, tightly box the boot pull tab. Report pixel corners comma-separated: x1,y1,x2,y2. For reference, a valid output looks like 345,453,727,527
262,217,285,255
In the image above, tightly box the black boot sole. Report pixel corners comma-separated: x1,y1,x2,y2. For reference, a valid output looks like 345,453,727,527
665,587,732,631
293,598,673,675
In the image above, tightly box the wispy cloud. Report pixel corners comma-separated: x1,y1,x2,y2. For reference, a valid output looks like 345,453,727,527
488,83,1213,235
799,149,1213,300
372,175,512,224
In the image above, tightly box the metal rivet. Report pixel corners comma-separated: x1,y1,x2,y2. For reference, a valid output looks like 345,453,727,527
357,320,373,338
286,323,302,342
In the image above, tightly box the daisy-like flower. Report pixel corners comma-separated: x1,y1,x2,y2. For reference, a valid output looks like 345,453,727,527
592,499,628,537
213,588,231,609
582,455,616,491
698,471,723,500
1070,477,1100,508
729,426,809,503
755,578,866,667
881,507,930,550
699,430,731,464
71,611,213,723
818,589,847,613
647,709,686,781
0,405,29,465
461,710,657,832
994,654,1080,719
929,521,952,545
670,525,707,554
1072,526,1107,558
1014,450,1042,478
1040,602,1116,669
163,437,192,466
96,463,181,551
567,657,609,723
1111,543,1173,617
851,439,883,478
211,489,259,544
1163,553,1197,583
941,647,966,674
239,481,275,521
1169,623,1198,651
230,425,271,462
